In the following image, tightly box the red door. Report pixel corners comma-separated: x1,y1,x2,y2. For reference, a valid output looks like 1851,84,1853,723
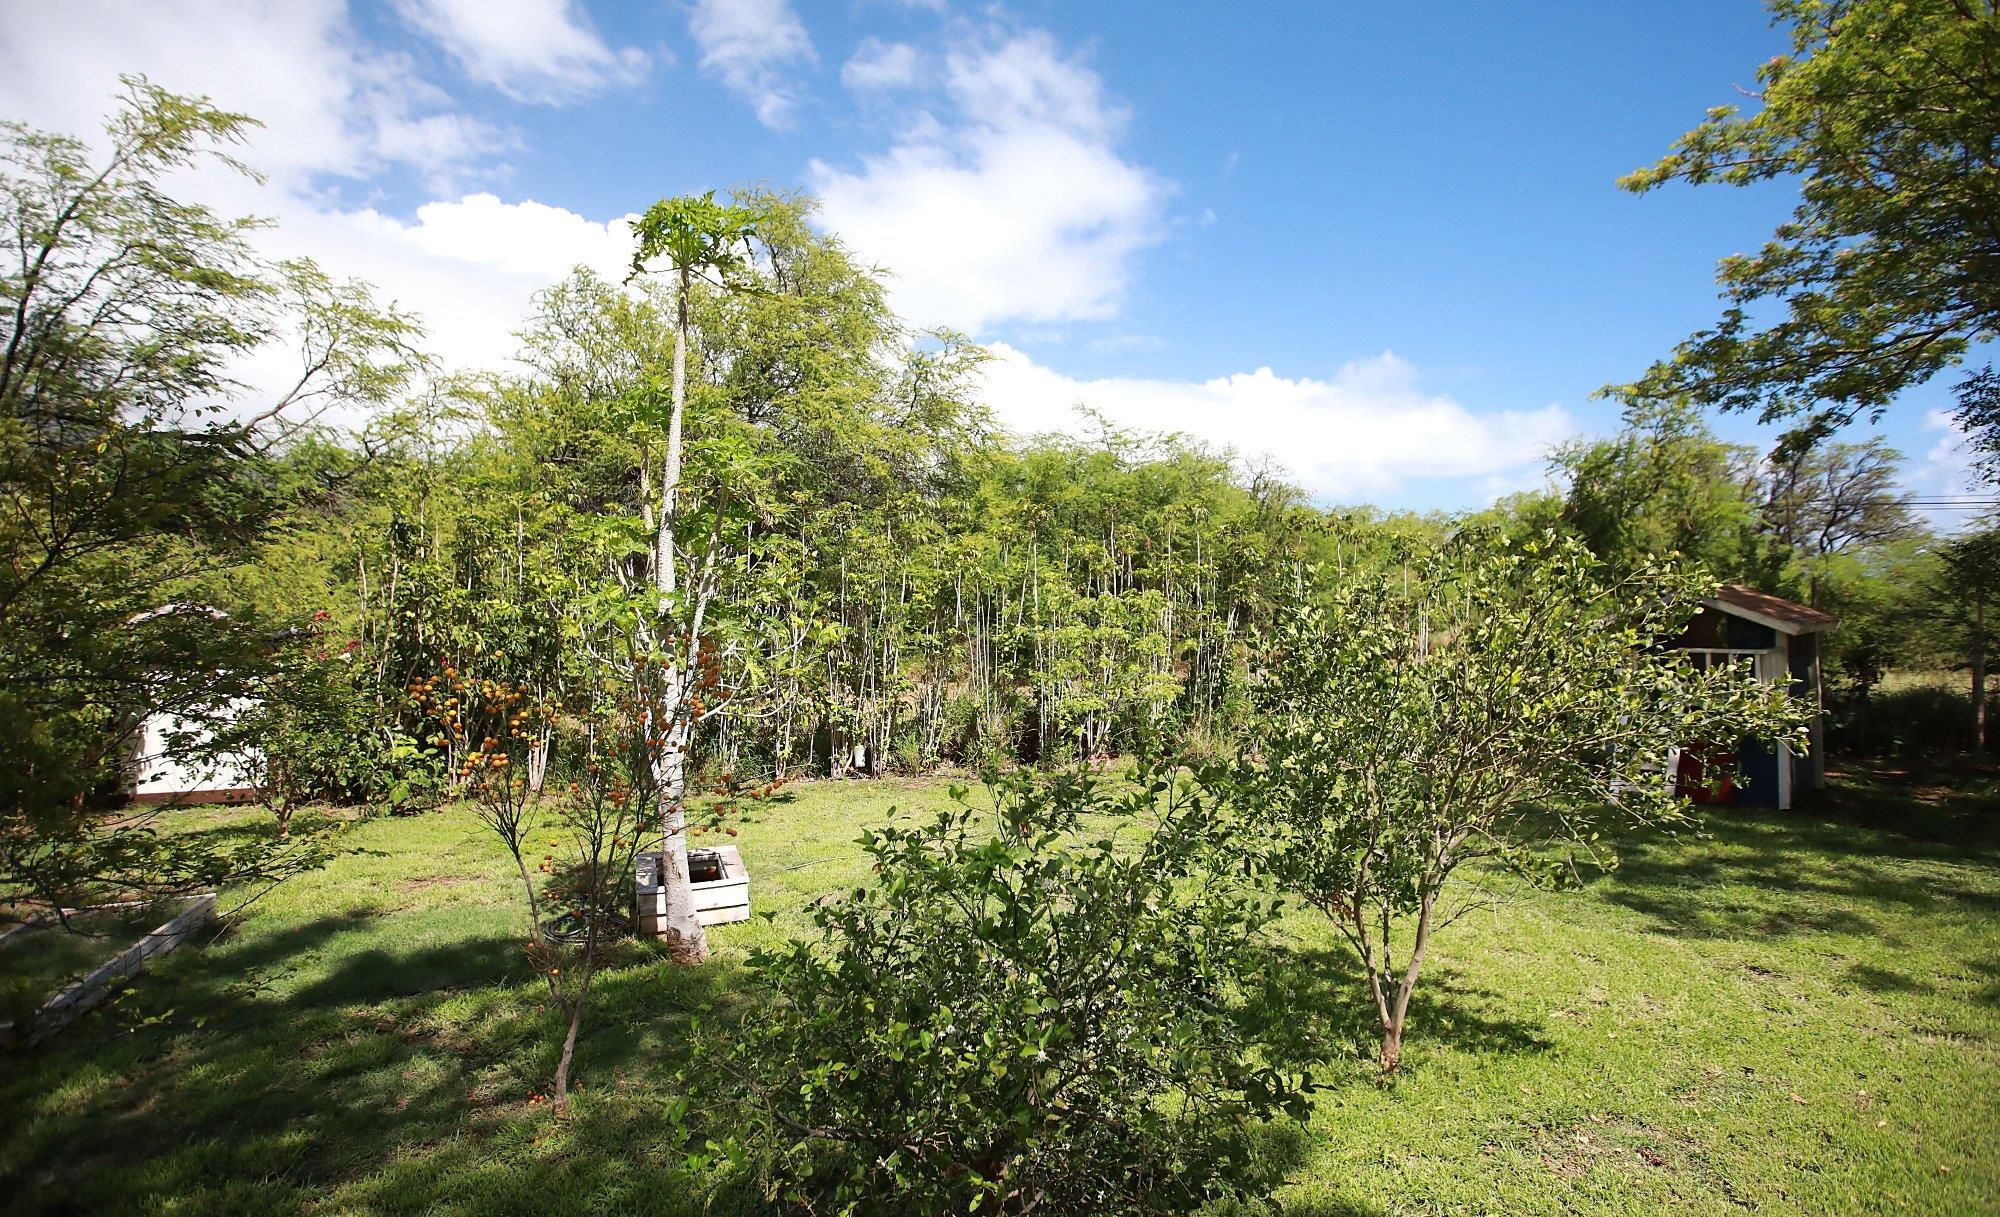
1676,744,1737,803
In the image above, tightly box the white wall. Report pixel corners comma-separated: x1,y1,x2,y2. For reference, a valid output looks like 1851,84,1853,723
131,702,257,800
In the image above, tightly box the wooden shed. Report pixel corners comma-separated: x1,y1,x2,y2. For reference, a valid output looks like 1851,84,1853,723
127,702,257,805
1670,585,1835,810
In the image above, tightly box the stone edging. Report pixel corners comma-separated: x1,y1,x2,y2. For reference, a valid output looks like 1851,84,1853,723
2,893,217,1048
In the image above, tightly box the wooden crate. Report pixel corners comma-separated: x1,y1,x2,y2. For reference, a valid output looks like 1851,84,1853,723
634,845,751,934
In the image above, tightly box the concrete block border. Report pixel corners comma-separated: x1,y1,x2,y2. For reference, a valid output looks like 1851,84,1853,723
2,892,217,1048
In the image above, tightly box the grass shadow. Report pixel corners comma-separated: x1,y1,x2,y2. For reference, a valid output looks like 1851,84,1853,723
1240,942,1552,1075
1845,962,1935,995
0,904,743,1216
1596,758,2000,940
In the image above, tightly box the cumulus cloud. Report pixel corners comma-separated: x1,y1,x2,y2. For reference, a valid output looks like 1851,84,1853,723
978,344,1572,503
0,0,512,190
687,0,816,127
388,193,634,280
255,196,636,376
394,0,648,103
0,0,635,383
842,38,922,91
811,29,1164,333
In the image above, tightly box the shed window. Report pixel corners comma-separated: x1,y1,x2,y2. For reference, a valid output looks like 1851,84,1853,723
1680,648,1767,677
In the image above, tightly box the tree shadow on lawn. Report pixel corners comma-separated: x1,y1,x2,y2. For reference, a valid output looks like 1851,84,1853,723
1969,956,2000,1007
1240,942,1551,1077
0,908,745,1216
1594,759,2000,941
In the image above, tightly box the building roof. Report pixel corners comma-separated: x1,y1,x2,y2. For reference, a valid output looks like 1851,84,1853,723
1704,584,1837,636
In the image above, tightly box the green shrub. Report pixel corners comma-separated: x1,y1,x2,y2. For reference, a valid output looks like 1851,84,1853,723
731,762,1308,1215
218,648,378,831
1828,684,1974,756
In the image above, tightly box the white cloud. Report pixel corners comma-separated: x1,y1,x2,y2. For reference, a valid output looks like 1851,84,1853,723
1088,333,1166,353
369,110,519,174
842,38,921,91
1913,409,1993,532
978,344,1573,503
395,0,648,102
0,0,512,190
256,195,637,376
1920,410,1978,486
943,30,1122,138
390,193,634,280
811,29,1164,332
687,0,816,127
0,1,634,385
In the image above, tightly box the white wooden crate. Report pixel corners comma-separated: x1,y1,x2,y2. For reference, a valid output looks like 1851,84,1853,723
634,845,751,933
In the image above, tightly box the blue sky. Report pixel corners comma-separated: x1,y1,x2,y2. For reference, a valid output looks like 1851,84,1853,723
0,0,1975,511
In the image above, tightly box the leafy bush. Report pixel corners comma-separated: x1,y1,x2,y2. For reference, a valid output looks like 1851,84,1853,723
731,762,1307,1215
1827,684,1973,756
221,645,378,833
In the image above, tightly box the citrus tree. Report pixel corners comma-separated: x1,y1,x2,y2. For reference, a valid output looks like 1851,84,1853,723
1235,531,1809,1071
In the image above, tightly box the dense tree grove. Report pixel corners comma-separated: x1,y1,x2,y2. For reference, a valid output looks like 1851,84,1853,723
8,75,1998,939
247,217,1352,804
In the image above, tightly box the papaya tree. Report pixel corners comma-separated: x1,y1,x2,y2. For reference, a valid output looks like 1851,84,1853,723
622,192,769,962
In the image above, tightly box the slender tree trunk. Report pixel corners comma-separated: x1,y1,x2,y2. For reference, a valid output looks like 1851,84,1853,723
527,723,551,793
552,922,601,1112
653,712,707,961
646,269,708,963
1973,598,1988,752
661,268,686,598
1379,897,1437,1074
553,999,583,1111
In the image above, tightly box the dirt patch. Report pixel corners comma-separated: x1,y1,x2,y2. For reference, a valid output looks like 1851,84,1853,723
396,876,482,895
1527,1114,1727,1196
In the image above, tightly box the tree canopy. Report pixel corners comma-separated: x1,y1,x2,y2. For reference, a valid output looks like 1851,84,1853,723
1620,0,2000,446
0,80,416,911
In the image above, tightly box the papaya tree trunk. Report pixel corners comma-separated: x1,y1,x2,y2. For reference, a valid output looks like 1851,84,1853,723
646,268,708,964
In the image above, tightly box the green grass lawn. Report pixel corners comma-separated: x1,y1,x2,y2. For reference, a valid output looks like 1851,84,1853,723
2,764,1997,1215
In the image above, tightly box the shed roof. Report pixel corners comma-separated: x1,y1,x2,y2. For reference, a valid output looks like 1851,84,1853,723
1704,584,1836,635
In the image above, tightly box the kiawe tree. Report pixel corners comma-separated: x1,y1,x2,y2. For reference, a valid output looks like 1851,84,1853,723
1235,531,1807,1072
1553,398,1765,581
1620,0,2000,449
1756,436,1918,604
0,80,418,915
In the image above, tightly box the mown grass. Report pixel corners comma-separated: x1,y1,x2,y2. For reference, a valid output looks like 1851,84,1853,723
2,764,1997,1215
